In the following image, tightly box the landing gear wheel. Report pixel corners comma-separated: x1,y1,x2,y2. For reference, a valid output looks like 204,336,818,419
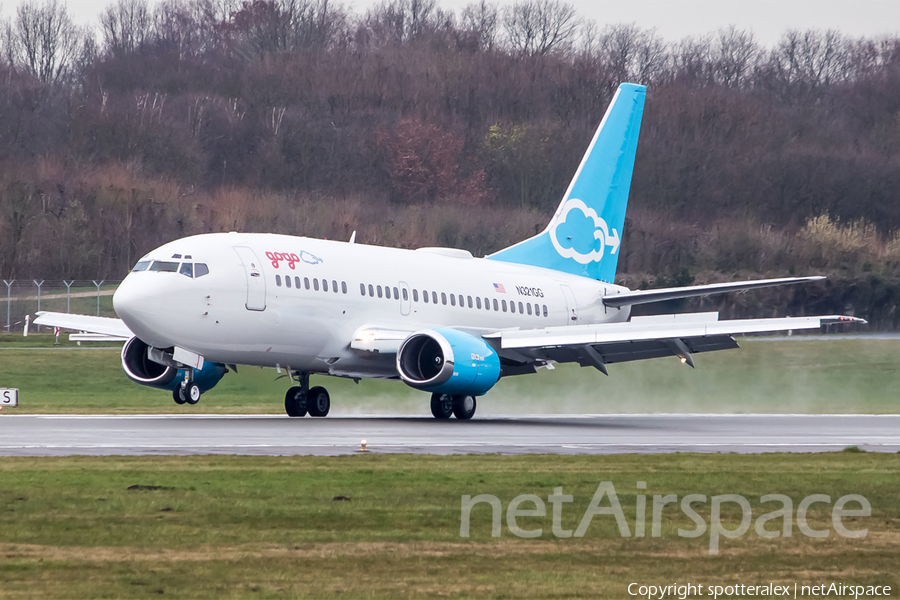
307,386,330,417
184,382,201,405
452,395,477,420
173,387,186,405
430,393,453,419
284,386,307,417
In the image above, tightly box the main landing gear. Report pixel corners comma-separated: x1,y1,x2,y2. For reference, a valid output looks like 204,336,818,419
430,393,476,420
173,380,201,405
284,372,330,417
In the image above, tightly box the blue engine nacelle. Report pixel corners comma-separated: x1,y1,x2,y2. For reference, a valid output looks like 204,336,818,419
396,328,501,396
121,337,226,393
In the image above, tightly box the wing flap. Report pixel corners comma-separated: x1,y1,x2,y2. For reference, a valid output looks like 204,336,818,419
497,313,864,350
33,311,133,339
602,276,825,308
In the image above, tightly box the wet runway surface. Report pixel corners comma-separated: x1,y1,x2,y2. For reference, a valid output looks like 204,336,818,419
1,413,898,456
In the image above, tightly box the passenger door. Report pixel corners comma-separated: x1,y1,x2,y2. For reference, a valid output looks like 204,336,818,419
233,246,267,311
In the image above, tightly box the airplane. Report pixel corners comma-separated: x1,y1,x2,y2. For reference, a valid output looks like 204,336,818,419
35,83,865,420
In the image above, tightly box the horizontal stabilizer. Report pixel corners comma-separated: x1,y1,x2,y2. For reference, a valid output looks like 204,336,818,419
34,311,133,339
602,276,825,308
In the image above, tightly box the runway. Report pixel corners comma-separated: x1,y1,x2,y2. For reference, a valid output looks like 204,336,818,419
1,413,898,456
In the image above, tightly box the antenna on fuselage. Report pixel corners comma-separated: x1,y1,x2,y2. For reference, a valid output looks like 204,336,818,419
349,231,356,244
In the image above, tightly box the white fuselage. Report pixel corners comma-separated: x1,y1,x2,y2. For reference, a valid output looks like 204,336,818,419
113,233,631,378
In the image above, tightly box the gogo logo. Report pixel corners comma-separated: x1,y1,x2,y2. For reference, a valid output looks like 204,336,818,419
265,251,300,269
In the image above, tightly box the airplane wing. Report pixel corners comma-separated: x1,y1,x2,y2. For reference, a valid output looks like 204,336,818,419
602,276,824,308
485,312,865,374
33,311,133,341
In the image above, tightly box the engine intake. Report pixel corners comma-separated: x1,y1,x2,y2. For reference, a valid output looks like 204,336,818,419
397,328,501,396
121,337,226,392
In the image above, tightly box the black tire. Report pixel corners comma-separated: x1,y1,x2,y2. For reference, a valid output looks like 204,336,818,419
173,386,186,405
430,393,453,419
284,386,307,417
307,386,330,417
452,395,477,420
185,383,201,405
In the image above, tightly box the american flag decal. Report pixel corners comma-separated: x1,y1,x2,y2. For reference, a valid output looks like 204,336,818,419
492,283,506,293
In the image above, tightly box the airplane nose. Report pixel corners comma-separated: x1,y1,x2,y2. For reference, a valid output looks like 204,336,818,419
113,275,168,345
113,275,146,322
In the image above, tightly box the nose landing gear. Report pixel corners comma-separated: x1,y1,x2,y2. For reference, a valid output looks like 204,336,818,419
173,380,201,405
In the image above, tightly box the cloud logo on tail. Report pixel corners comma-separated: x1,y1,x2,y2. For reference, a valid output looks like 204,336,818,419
549,198,620,264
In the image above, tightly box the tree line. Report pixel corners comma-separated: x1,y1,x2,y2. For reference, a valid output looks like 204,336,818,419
2,0,900,325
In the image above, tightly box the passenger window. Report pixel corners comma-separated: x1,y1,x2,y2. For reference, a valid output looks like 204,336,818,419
402,288,408,301
394,287,399,299
432,291,438,304
476,297,482,309
342,281,347,294
492,299,498,311
377,285,383,298
313,279,319,291
510,301,515,313
467,296,473,308
450,294,456,306
502,300,507,312
194,263,209,277
518,302,524,313
132,260,151,272
360,283,366,295
385,287,391,299
423,290,429,303
543,304,548,317
333,280,338,293
323,279,329,292
441,292,447,305
295,277,301,288
276,274,282,286
179,263,193,278
304,277,310,290
285,275,291,288
412,289,418,302
368,284,374,296
527,303,532,315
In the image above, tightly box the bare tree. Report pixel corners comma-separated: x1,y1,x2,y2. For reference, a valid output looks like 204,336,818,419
461,0,498,51
713,26,759,88
766,29,850,95
597,23,667,85
100,0,152,57
365,0,444,46
672,34,713,85
502,0,579,57
8,0,82,83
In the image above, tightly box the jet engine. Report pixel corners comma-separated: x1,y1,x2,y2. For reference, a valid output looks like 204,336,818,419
396,328,501,396
121,337,226,392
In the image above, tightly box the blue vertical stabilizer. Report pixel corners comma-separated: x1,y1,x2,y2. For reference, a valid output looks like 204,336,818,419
487,83,646,282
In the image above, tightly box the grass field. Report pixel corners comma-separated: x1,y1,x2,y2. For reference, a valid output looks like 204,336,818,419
1,333,899,414
0,453,897,599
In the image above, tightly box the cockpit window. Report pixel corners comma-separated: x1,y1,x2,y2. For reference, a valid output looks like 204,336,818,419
179,262,194,278
194,263,209,277
132,260,151,272
149,261,179,272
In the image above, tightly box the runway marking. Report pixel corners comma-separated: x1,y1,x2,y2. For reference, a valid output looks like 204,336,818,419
8,413,898,419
